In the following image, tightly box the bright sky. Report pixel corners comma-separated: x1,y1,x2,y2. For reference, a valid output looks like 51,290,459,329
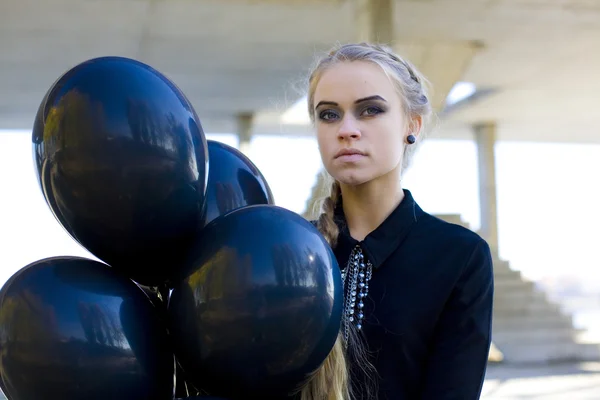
1,130,599,293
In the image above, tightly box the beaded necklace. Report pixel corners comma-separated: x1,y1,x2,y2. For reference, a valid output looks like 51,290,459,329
340,244,373,341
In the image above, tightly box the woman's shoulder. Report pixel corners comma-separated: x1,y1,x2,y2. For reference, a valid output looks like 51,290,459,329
411,213,494,291
416,212,492,266
421,212,484,242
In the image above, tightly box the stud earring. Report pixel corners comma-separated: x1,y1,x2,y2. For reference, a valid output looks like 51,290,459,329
406,134,416,144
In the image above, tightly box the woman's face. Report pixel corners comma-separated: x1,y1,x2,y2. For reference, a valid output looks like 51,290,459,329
313,61,410,187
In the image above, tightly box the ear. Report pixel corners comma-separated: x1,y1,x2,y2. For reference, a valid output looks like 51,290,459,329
407,115,423,139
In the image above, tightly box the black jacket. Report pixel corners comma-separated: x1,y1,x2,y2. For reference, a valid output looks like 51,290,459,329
327,189,493,400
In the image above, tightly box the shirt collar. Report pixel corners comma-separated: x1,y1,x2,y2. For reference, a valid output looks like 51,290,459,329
333,189,424,270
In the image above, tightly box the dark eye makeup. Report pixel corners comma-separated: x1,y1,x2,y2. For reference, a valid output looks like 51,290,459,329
360,105,386,116
317,102,386,122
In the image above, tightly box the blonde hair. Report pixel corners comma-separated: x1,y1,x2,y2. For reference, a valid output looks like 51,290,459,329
296,333,350,400
299,42,434,400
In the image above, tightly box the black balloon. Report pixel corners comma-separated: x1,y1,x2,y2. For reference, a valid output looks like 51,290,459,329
0,257,175,400
201,140,274,228
32,56,209,286
167,205,343,399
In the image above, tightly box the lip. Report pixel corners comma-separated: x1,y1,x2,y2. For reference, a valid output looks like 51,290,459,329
334,148,366,159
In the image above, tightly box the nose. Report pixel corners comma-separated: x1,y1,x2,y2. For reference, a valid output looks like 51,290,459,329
337,116,361,141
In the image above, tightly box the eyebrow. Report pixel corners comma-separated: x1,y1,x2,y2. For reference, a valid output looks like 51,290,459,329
314,95,387,110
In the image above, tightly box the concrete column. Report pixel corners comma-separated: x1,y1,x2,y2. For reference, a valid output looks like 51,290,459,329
474,122,499,256
236,112,253,155
354,0,394,44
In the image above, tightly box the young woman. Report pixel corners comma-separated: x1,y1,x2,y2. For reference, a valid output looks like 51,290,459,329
300,42,494,400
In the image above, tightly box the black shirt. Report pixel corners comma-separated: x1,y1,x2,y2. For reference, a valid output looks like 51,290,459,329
330,189,493,400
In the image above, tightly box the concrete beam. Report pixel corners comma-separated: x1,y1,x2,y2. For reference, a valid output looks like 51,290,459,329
394,40,484,112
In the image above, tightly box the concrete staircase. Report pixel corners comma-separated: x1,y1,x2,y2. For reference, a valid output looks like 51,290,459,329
435,214,600,364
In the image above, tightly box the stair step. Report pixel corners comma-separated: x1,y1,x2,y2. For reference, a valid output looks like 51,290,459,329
494,289,548,303
493,308,564,319
494,314,574,331
493,301,562,316
498,342,600,364
493,290,554,307
493,268,522,281
493,279,536,292
492,259,513,272
493,327,578,345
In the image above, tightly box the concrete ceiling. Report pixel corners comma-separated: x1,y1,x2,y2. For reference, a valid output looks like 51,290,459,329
1,0,600,143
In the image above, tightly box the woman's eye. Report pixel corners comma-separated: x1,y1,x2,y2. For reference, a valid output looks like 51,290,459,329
362,106,383,116
319,110,339,121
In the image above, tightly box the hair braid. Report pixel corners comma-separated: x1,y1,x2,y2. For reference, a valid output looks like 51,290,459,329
317,180,341,248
